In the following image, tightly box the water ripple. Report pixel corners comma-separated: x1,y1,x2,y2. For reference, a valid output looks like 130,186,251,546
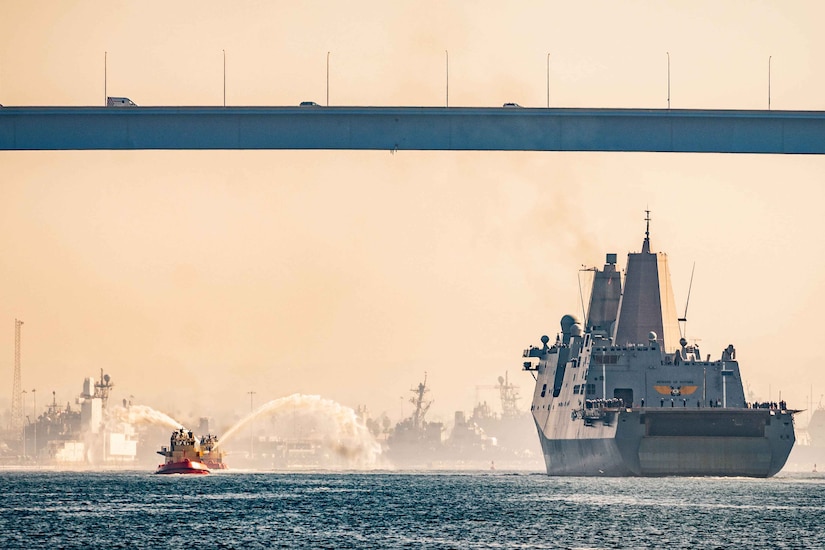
0,471,822,549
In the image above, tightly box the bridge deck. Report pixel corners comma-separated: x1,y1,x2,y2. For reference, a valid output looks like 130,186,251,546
2,106,824,153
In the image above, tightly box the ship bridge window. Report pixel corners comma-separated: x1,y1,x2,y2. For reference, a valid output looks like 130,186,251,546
540,384,547,398
585,384,596,395
552,364,566,398
592,355,619,365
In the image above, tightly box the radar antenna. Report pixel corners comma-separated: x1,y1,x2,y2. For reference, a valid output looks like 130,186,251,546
678,262,695,339
642,209,652,253
645,209,651,241
409,372,432,430
578,266,597,329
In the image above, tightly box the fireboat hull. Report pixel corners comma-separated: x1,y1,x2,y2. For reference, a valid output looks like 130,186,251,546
155,459,210,475
203,459,227,470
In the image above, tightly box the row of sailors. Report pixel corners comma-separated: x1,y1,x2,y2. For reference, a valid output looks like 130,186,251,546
637,398,790,409
649,398,723,408
587,398,738,409
585,398,625,409
748,401,788,410
577,398,790,411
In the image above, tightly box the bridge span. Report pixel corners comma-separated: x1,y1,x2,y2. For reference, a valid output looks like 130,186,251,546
1,106,824,153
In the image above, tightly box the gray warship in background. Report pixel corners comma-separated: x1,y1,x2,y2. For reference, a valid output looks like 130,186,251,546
523,215,797,477
386,374,445,466
385,373,540,468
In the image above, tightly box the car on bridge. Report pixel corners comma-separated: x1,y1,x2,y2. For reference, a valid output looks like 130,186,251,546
107,97,137,107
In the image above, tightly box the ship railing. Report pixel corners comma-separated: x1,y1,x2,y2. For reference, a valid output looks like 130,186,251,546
570,407,609,421
523,347,545,358
584,398,624,409
574,408,614,427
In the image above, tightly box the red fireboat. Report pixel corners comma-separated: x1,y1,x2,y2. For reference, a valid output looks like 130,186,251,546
200,434,228,470
155,428,211,475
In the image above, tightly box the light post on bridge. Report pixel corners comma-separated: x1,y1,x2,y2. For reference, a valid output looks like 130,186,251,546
666,52,671,109
546,53,550,108
445,50,449,107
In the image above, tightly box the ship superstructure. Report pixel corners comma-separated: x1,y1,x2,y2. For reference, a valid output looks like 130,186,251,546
467,373,539,462
156,428,210,474
386,374,445,464
808,399,825,448
18,370,138,465
523,215,796,477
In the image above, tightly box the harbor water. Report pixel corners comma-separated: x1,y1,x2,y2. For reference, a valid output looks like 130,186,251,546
1,470,823,549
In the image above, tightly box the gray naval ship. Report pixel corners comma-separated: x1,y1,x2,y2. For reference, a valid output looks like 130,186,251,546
523,216,797,476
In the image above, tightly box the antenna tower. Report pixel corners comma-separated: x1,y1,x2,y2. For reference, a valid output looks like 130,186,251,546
10,319,23,432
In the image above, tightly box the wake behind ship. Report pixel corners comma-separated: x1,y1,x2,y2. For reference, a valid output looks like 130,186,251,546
523,214,796,477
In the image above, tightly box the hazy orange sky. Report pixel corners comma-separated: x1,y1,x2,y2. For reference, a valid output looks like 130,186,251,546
1,1,824,430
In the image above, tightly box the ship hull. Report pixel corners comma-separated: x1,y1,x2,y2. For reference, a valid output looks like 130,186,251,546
537,408,795,477
155,459,210,475
203,460,227,470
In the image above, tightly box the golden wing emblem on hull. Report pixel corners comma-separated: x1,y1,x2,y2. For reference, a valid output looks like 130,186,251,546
653,385,699,396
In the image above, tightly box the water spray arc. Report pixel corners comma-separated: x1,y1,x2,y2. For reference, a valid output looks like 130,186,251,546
215,393,383,468
117,405,187,432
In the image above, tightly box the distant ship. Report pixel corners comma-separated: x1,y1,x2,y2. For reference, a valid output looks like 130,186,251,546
468,372,539,461
2,370,139,466
523,213,797,477
155,428,210,474
384,373,537,468
808,402,825,448
386,374,445,465
786,398,825,472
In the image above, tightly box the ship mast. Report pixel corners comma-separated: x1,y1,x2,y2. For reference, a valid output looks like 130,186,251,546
497,372,520,419
613,210,681,352
94,369,114,409
410,373,433,430
642,209,651,253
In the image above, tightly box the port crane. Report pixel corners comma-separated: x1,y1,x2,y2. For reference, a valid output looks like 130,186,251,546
475,372,521,419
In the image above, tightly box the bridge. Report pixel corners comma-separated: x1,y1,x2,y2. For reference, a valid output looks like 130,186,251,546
2,106,825,153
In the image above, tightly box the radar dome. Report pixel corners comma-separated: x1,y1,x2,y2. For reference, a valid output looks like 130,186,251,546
648,331,657,342
541,335,550,345
560,314,580,335
571,323,584,337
